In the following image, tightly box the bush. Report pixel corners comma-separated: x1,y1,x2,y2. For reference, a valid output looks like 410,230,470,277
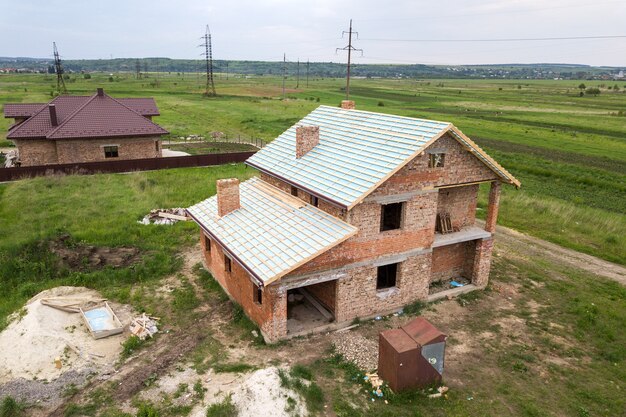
205,396,236,417
121,335,145,358
585,87,600,96
377,101,384,106
0,397,23,417
136,404,159,417
83,73,91,79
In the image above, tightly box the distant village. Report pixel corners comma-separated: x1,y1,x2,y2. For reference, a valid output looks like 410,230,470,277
1,57,624,80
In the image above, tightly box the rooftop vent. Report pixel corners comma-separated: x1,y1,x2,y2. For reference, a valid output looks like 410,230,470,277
217,178,240,217
48,104,58,126
296,126,319,159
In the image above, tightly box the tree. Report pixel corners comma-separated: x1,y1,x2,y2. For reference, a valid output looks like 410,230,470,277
585,87,600,96
614,84,620,91
578,83,586,90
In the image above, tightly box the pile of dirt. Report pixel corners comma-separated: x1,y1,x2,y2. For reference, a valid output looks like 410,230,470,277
0,286,132,385
230,367,307,417
50,235,140,271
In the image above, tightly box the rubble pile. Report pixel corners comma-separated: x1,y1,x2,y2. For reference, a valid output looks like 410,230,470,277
129,314,159,340
332,332,378,371
139,208,188,225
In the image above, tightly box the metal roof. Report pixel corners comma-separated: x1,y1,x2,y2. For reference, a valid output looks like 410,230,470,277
6,92,167,140
187,177,358,286
247,105,520,208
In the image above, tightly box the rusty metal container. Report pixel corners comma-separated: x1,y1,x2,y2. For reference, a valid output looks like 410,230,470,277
378,316,447,392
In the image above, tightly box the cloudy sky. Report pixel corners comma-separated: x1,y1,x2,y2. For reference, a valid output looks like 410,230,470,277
1,0,624,66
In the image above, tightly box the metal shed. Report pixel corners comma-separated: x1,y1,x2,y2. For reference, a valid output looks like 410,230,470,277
378,317,447,392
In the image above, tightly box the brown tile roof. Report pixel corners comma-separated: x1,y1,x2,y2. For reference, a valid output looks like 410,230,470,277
3,97,159,118
3,103,46,118
6,91,168,140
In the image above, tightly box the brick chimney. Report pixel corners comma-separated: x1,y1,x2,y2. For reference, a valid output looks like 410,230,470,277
296,126,319,159
341,100,355,110
217,178,240,216
97,88,104,96
48,104,58,126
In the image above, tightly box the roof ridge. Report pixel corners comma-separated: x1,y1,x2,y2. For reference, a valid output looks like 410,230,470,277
317,105,451,126
45,93,99,139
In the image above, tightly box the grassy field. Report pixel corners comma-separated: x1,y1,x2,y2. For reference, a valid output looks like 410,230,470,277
1,72,624,265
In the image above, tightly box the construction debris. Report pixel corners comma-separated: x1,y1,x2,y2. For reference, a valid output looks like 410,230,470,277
139,208,189,225
80,302,124,340
428,385,449,398
129,313,159,340
41,296,107,313
2,149,19,167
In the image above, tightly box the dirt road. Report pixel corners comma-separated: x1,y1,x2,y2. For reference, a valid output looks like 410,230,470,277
485,220,626,286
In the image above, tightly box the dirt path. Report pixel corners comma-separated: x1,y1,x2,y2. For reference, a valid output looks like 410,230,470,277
485,221,626,286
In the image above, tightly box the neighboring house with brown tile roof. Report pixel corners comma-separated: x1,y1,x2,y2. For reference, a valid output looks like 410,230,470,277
188,100,520,342
3,88,168,166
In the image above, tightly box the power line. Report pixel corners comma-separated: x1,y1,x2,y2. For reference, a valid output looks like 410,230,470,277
361,35,626,43
336,19,363,100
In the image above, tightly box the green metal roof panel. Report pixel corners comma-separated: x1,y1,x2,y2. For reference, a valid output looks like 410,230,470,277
246,106,451,207
187,177,357,285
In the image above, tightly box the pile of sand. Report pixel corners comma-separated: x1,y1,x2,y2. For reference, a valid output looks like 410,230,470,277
230,367,308,417
0,286,132,383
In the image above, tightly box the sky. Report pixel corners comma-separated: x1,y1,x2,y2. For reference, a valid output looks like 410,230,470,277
1,0,625,66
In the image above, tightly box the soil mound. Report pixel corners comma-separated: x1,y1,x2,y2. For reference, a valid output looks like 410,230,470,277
49,235,140,271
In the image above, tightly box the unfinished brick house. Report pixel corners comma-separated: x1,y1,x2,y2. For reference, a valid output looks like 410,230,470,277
188,101,520,342
3,88,168,166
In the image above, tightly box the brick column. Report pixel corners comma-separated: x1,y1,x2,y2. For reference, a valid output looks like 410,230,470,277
260,286,288,342
485,181,501,233
296,126,319,158
217,178,240,217
472,237,494,288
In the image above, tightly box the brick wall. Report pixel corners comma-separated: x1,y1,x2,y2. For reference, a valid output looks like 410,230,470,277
431,241,476,283
55,136,162,164
296,126,319,159
334,252,431,323
372,133,498,195
14,139,58,166
305,280,337,314
436,185,478,231
200,231,288,341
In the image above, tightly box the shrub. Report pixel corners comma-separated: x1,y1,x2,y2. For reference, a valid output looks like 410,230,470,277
377,101,384,106
136,404,159,417
0,397,23,417
83,73,91,79
205,396,236,417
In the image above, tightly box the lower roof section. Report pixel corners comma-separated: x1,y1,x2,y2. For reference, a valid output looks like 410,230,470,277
187,177,358,286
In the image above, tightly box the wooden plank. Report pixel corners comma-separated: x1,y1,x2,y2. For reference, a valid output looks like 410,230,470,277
298,288,334,321
158,212,189,221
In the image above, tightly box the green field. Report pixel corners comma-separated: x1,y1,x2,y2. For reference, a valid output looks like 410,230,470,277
0,73,625,416
1,72,624,265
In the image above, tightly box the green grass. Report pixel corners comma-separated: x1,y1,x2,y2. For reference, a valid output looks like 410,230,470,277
0,164,256,330
205,396,236,417
278,366,325,415
0,397,24,417
1,74,623,264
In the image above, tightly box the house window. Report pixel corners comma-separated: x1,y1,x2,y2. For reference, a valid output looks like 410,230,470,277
377,263,398,290
204,236,211,253
311,196,319,207
253,284,263,305
429,153,445,168
380,202,403,231
104,146,119,158
224,255,232,273
290,186,298,196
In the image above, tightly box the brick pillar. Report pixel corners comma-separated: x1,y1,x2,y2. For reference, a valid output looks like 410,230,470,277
260,286,287,342
472,238,494,288
485,181,501,233
217,178,240,217
341,100,355,110
296,126,319,158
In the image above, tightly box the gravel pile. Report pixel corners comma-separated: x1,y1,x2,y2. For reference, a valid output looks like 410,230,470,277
0,369,92,405
332,332,379,371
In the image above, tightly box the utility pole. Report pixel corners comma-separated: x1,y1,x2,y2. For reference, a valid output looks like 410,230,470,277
306,59,310,88
53,42,67,95
199,25,216,96
226,61,229,80
296,58,300,89
336,19,363,100
136,59,141,79
282,53,286,99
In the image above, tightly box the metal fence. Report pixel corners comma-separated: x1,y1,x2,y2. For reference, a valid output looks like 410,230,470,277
0,151,256,182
